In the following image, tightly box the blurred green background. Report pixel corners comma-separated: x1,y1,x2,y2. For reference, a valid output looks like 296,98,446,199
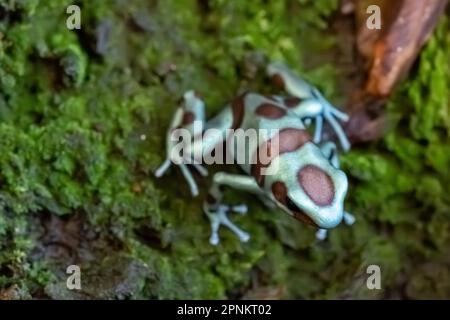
0,0,449,299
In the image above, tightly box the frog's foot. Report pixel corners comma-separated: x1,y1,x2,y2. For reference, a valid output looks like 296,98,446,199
203,202,250,245
323,111,351,152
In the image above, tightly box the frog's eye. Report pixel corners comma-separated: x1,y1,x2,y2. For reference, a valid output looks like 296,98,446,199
272,181,305,212
271,181,317,226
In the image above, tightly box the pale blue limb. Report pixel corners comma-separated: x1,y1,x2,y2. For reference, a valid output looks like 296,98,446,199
315,212,355,241
324,109,351,152
154,107,184,178
330,106,350,122
230,204,248,214
204,172,267,245
204,203,250,245
267,63,351,151
154,158,171,178
179,163,199,197
313,115,323,144
219,211,250,242
312,88,351,151
155,90,211,196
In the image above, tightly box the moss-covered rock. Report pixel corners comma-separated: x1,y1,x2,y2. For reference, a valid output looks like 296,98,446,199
0,0,448,299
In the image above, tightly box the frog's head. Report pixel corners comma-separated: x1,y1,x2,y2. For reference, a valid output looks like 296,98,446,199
265,141,348,229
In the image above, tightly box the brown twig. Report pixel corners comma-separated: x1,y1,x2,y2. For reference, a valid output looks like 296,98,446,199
344,0,448,144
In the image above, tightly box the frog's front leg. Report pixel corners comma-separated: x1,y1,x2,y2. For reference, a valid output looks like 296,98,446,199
204,172,267,245
266,62,351,151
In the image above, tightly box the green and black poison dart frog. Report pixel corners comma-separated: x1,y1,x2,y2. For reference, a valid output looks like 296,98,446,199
155,62,355,245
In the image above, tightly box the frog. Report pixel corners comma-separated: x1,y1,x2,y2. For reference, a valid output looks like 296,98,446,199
155,62,355,245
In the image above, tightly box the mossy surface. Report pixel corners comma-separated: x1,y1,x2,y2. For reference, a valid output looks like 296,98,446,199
0,0,449,299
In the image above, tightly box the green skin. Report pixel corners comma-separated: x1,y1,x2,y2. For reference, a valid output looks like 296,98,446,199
156,62,355,245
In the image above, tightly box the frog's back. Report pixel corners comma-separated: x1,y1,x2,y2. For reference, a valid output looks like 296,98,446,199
224,92,310,176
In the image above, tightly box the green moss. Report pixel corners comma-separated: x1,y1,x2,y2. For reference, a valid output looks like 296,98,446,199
341,16,450,298
0,0,449,299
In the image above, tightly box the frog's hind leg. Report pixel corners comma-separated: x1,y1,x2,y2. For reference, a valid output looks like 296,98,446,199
204,172,265,245
266,62,351,152
155,90,209,196
315,88,351,152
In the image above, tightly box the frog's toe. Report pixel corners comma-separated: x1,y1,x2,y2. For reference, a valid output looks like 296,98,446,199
179,163,199,197
315,228,328,241
230,204,248,215
343,211,356,225
209,233,220,245
154,158,171,177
